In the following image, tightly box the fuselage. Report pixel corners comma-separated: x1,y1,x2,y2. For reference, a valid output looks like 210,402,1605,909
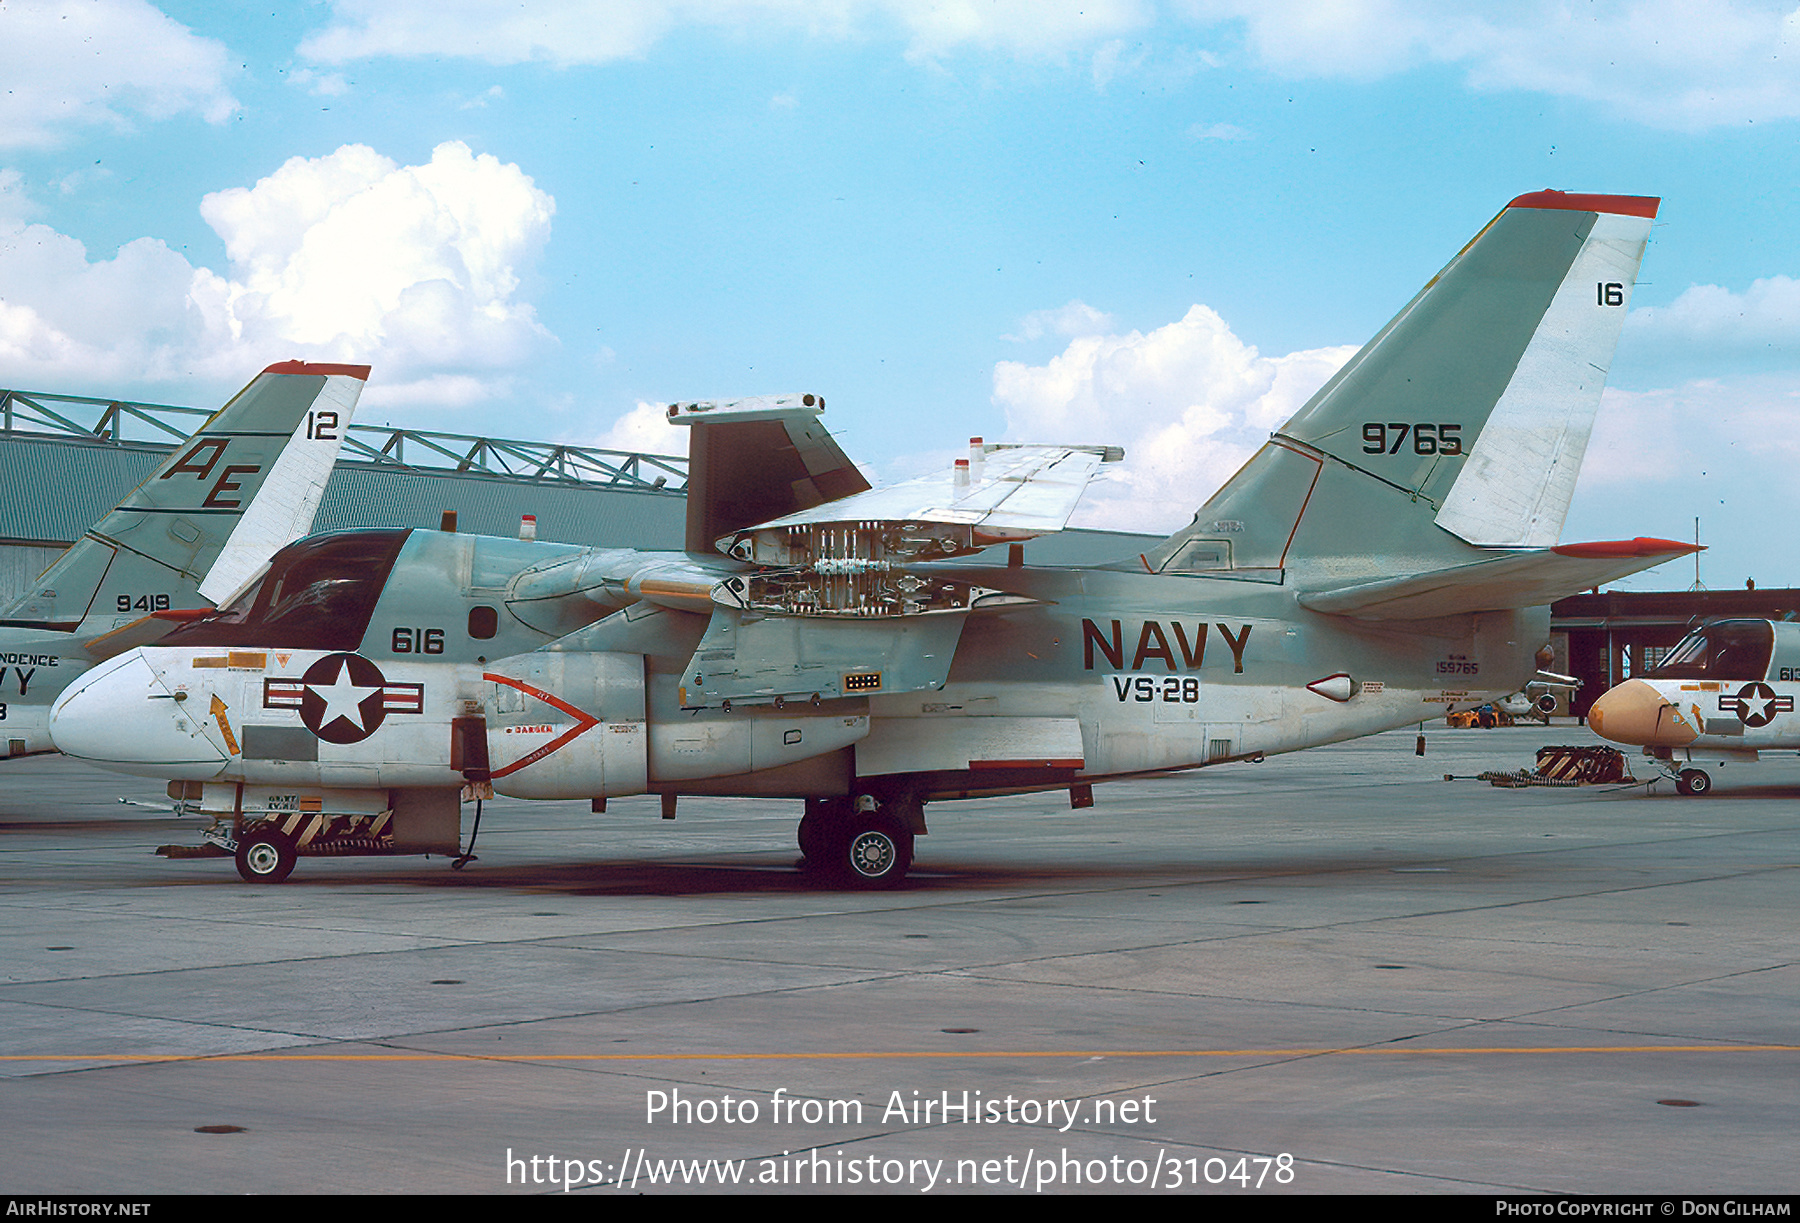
50,527,1542,803
0,628,91,757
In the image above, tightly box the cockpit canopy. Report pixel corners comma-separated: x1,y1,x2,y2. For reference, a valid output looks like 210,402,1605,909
165,529,411,651
1641,619,1774,681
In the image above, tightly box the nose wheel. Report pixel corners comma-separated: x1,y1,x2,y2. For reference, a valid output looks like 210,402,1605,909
1675,768,1712,796
235,826,297,883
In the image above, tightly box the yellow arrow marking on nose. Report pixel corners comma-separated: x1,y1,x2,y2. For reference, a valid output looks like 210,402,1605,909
210,693,239,756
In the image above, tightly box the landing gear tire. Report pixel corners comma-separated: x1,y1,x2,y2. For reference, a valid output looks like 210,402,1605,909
835,811,912,889
235,827,297,883
1676,768,1712,797
798,797,848,868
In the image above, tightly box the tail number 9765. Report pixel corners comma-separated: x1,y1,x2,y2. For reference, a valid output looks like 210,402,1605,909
1362,423,1462,456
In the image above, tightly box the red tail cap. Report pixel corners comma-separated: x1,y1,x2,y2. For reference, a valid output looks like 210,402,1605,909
261,360,372,379
1508,190,1660,219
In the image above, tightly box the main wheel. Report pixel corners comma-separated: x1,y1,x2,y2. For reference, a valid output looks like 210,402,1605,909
797,797,849,867
797,814,829,864
235,827,297,883
836,811,912,889
1676,768,1712,796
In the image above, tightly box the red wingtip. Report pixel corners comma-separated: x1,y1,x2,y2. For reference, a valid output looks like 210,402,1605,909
261,360,372,380
1552,537,1700,558
1507,190,1661,219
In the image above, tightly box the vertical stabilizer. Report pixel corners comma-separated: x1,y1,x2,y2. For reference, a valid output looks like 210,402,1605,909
198,363,365,605
1145,191,1657,582
0,362,368,631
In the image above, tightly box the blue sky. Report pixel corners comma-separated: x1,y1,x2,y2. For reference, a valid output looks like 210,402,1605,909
2,1,1798,588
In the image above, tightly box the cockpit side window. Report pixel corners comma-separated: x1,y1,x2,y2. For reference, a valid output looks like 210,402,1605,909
165,530,411,651
1644,620,1774,680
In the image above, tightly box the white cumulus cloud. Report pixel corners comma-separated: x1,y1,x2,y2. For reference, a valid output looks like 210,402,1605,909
1625,276,1800,356
1190,0,1800,130
1004,299,1118,343
294,0,1800,128
1563,373,1800,587
592,400,689,457
1580,375,1800,487
991,303,1355,530
301,1,1800,129
0,0,238,149
301,0,1154,67
0,141,557,405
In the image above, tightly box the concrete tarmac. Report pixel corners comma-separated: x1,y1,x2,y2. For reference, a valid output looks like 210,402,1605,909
1,726,1795,1196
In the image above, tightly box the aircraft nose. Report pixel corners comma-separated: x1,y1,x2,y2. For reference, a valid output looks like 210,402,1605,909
50,651,229,773
1587,679,1695,747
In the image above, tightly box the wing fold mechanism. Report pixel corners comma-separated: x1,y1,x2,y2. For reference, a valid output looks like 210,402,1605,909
665,428,1120,706
709,441,1118,619
721,441,1122,564
1298,537,1697,621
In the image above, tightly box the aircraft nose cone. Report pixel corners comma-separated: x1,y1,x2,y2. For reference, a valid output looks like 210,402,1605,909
1588,679,1695,747
50,651,228,773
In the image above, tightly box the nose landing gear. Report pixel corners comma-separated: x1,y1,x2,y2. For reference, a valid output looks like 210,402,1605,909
1675,768,1712,796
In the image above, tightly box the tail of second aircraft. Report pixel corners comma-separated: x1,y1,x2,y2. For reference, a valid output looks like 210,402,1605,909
1143,191,1661,591
0,361,367,635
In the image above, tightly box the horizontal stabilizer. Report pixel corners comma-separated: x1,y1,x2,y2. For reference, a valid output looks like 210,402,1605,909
1298,537,1697,620
79,608,211,662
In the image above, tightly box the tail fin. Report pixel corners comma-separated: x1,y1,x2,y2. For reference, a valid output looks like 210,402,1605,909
667,394,870,555
1145,191,1658,581
0,361,367,632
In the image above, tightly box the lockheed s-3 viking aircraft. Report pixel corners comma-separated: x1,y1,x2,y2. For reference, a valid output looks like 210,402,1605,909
51,192,1696,888
1587,618,1800,794
0,361,365,760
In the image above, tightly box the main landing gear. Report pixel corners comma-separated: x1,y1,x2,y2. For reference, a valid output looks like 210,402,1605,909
798,794,917,889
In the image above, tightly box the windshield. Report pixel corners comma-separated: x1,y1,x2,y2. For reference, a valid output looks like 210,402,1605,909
1642,619,1773,681
165,529,411,651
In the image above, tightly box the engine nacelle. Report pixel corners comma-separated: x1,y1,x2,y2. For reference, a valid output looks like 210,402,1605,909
648,703,870,784
482,651,648,800
479,650,868,798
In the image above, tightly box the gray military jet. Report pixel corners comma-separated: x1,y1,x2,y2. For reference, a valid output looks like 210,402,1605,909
1588,618,1800,794
50,193,1696,888
0,361,365,758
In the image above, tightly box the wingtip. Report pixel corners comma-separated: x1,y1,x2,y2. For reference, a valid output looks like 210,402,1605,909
1507,190,1661,219
261,360,372,380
